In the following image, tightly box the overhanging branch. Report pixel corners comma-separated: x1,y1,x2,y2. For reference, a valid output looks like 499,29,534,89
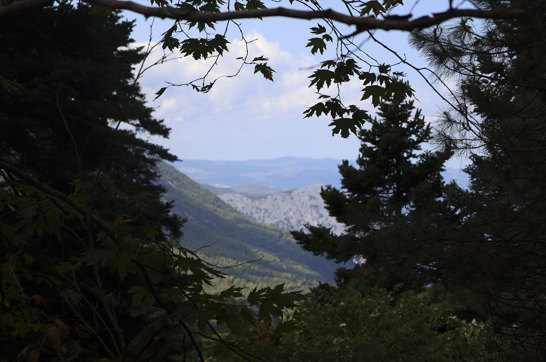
84,1,526,32
1,0,526,32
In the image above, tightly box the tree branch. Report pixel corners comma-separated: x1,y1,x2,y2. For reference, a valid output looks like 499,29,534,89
0,0,526,33
75,1,525,32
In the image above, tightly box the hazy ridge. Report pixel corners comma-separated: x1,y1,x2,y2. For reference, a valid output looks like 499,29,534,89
174,157,469,190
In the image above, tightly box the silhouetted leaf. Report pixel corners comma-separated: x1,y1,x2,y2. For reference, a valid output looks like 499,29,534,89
254,63,275,81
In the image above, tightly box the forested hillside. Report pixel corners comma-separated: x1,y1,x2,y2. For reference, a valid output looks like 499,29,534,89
158,163,337,289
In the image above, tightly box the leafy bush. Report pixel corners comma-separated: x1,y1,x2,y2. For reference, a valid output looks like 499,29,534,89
277,282,490,361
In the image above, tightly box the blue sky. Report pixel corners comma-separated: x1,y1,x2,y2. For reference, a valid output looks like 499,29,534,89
122,1,468,169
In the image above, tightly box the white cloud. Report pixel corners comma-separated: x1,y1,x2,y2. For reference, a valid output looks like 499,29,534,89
136,31,376,128
261,85,315,115
131,32,368,160
158,97,179,112
172,133,193,141
244,31,293,65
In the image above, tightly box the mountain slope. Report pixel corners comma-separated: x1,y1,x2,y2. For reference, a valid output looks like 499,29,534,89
216,184,345,234
158,163,336,290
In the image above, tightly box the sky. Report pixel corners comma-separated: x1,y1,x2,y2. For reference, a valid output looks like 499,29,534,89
121,0,469,169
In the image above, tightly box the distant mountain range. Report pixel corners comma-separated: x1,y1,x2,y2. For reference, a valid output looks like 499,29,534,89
173,157,343,190
172,157,469,190
158,163,337,290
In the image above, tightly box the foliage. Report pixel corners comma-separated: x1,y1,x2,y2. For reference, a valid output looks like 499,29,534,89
277,282,490,361
410,0,546,358
0,4,301,360
124,0,418,138
304,60,413,138
293,92,452,290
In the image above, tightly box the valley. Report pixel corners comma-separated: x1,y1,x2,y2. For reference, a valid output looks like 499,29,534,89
159,158,469,291
158,163,338,291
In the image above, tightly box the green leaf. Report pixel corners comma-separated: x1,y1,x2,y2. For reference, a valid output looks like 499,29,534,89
324,98,345,118
180,35,229,60
349,106,369,125
323,34,333,42
199,1,221,12
334,58,360,83
309,69,335,91
150,0,169,5
321,60,337,69
304,102,328,118
361,84,386,107
254,63,275,81
306,37,327,55
360,71,377,85
191,21,216,32
386,80,414,102
162,36,180,51
310,24,327,35
329,118,358,138
154,87,167,101
246,0,266,10
161,24,179,51
358,1,386,16
247,287,261,305
378,63,391,73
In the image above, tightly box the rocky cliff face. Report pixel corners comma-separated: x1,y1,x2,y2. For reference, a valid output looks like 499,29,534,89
217,184,345,234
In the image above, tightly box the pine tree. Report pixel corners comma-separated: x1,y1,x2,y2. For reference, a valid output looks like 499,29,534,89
293,93,452,290
0,2,181,238
0,3,186,359
1,5,302,360
411,0,546,358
